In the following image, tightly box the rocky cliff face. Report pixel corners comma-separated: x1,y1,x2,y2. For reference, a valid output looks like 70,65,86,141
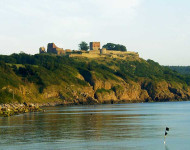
11,73,190,105
1,54,190,105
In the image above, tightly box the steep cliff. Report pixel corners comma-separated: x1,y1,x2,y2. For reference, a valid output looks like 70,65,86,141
0,53,190,104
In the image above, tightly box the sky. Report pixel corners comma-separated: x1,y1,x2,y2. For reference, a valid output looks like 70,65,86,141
0,0,190,66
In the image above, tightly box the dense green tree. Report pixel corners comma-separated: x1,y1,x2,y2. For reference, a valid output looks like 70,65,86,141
103,43,127,51
78,41,89,51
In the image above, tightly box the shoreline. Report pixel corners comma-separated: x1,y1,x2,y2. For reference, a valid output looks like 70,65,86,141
0,103,42,117
38,98,189,106
0,99,189,117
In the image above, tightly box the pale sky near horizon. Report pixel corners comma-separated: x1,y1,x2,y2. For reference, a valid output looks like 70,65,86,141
0,0,190,66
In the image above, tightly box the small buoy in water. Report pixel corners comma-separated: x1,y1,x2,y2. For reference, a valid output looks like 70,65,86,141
164,127,170,144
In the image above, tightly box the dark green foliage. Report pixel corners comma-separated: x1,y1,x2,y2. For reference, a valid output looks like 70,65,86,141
0,54,187,86
141,80,157,99
0,89,21,103
184,76,190,86
78,41,89,51
112,85,124,93
103,43,127,51
0,54,89,95
96,88,112,94
112,59,188,85
0,61,21,88
78,68,93,85
168,66,190,75
0,53,189,103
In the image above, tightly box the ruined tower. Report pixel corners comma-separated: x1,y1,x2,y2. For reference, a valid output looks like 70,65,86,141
90,42,100,51
47,43,65,55
39,47,46,54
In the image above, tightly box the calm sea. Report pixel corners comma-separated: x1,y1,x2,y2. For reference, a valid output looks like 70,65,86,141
0,101,190,150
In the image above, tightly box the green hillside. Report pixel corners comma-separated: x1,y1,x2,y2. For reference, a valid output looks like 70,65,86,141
0,53,190,104
168,66,190,75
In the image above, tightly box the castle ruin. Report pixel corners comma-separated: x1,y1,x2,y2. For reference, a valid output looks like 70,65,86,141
39,42,139,59
47,43,65,55
39,43,67,55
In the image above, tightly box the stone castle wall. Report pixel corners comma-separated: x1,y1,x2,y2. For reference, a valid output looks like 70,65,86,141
69,50,139,59
69,53,101,58
106,50,139,56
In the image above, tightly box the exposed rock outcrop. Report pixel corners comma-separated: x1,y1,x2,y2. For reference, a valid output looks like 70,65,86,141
0,103,42,117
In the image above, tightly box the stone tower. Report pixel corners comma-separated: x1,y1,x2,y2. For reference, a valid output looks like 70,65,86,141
90,42,100,51
39,47,46,54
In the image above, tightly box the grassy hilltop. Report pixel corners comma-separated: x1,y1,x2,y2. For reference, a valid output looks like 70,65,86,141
0,53,190,104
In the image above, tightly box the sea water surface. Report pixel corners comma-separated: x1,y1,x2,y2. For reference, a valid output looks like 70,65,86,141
0,101,190,150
